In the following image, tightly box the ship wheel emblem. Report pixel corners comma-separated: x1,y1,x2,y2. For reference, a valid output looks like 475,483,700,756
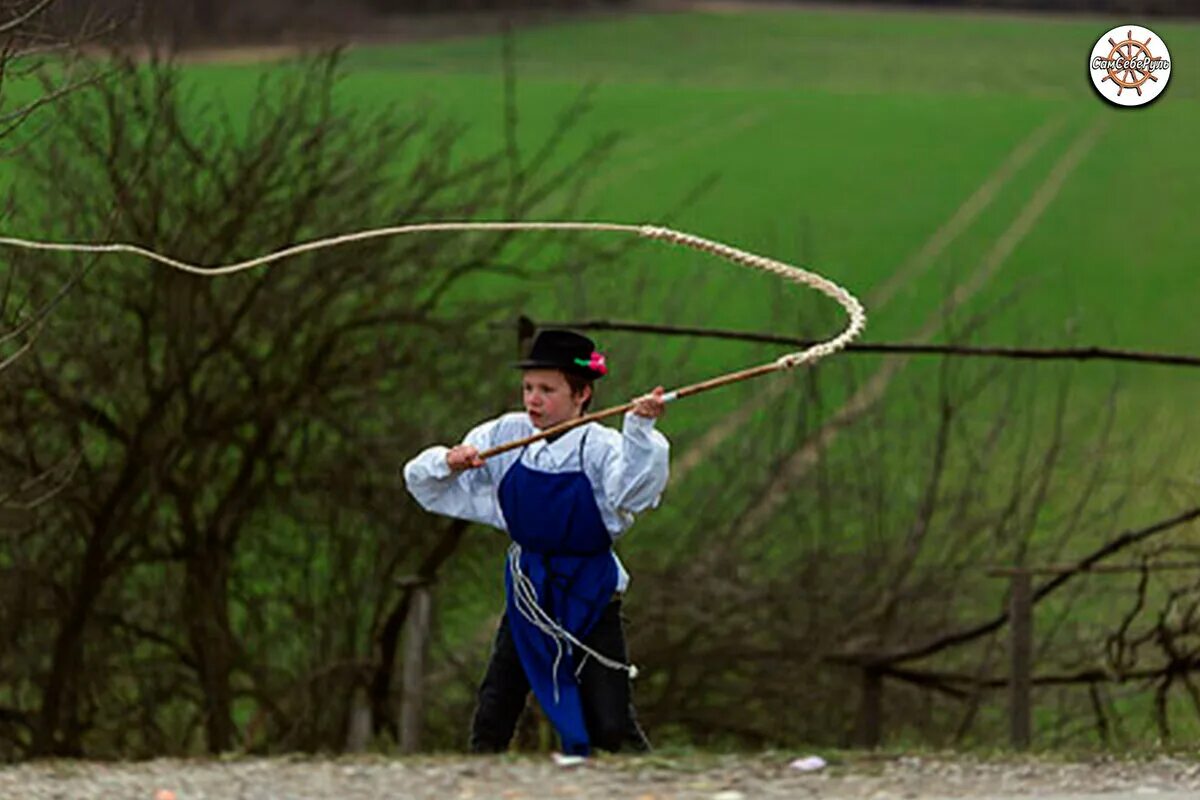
1089,25,1172,107
1101,30,1160,96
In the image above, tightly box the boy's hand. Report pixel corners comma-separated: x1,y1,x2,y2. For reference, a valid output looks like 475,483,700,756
631,386,667,420
446,444,485,471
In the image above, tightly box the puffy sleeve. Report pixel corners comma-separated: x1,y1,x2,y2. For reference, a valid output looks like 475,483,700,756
599,411,670,532
402,416,508,532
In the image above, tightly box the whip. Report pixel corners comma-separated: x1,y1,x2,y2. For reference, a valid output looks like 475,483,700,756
0,221,867,457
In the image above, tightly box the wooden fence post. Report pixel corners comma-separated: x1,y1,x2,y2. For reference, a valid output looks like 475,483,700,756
1009,570,1033,750
344,686,372,753
857,666,883,749
399,580,433,754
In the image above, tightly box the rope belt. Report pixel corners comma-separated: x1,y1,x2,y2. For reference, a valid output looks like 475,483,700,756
507,543,637,704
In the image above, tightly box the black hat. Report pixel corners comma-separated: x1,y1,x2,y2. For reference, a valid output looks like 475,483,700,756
514,329,607,379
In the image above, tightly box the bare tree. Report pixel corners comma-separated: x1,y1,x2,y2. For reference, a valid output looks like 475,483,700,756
626,351,1159,746
0,46,617,757
0,0,125,378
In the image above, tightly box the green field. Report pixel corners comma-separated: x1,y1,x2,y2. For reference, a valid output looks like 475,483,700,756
177,4,1200,602
282,6,1200,490
34,6,1200,469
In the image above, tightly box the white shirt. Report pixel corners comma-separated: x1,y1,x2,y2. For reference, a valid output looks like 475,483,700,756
403,411,670,592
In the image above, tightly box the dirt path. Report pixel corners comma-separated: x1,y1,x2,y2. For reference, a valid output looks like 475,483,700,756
4,752,1199,799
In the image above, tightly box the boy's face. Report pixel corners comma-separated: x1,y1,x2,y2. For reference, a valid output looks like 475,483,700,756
522,368,590,430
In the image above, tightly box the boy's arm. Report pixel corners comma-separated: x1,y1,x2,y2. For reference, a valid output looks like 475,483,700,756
602,410,670,521
402,417,507,531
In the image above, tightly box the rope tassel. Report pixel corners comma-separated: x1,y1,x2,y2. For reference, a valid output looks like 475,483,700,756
508,544,638,703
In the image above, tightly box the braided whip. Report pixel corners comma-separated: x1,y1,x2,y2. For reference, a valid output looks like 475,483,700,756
0,221,866,455
0,220,866,685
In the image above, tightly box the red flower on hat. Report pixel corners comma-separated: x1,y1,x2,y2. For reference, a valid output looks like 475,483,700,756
575,351,607,376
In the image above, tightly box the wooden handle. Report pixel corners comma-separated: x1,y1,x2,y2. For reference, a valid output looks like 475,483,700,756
476,361,785,460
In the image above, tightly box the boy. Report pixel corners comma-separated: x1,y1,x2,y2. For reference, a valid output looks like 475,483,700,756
403,329,668,756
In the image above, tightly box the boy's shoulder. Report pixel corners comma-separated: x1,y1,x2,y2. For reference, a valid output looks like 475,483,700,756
584,418,669,445
582,420,623,450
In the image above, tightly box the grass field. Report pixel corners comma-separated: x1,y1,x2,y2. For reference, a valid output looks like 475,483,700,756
113,7,1187,583
13,7,1197,457
335,11,1197,390
12,7,1188,572
27,6,1195,457
293,6,1200,498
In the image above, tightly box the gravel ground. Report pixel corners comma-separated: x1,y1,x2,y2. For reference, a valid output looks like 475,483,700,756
4,753,1200,800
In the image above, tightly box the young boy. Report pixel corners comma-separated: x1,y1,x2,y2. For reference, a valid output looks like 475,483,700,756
403,329,669,756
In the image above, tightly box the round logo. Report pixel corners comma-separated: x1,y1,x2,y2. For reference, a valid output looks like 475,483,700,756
1089,25,1172,107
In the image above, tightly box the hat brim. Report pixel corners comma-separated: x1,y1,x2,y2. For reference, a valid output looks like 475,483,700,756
513,359,603,379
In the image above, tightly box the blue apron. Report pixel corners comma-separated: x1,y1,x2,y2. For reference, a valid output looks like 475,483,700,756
498,429,618,756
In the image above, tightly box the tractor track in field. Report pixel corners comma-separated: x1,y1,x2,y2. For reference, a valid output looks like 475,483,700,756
672,114,1070,483
730,117,1105,536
